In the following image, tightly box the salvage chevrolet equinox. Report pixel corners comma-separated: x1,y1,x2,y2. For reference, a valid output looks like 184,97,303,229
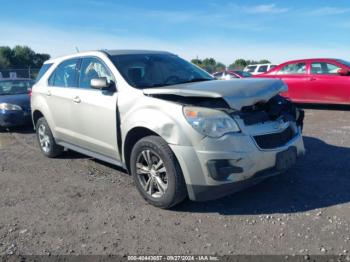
31,50,305,208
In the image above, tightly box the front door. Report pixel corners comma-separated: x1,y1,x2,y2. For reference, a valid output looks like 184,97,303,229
308,61,350,104
71,57,120,160
274,61,309,102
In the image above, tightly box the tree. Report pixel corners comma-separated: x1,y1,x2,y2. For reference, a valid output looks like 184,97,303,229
228,58,272,70
259,59,271,64
191,58,202,67
0,46,12,69
0,45,50,69
190,57,226,73
228,59,248,70
215,62,226,72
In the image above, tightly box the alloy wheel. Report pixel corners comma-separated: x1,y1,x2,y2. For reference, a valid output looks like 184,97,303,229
38,124,51,153
136,149,168,198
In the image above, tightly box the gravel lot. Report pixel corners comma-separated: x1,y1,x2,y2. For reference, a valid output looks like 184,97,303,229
0,107,350,256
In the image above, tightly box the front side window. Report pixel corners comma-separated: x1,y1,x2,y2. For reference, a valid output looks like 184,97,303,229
277,62,306,75
49,59,79,87
110,53,213,88
258,65,268,72
79,57,114,88
311,62,341,75
0,80,33,95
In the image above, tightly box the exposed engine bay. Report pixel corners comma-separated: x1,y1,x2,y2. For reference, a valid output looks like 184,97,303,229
149,93,304,131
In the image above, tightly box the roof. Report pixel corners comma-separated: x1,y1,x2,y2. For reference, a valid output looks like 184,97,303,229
102,49,172,56
45,49,173,64
281,58,340,64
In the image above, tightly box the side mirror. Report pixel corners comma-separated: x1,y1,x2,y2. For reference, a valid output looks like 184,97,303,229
91,77,111,90
337,68,350,76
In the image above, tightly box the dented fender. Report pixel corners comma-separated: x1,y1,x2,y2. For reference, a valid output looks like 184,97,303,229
119,94,204,150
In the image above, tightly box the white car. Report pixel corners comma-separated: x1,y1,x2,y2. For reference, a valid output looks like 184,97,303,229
31,50,304,208
244,64,276,75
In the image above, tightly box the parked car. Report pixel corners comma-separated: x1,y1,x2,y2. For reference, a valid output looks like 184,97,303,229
213,70,252,80
0,78,33,129
31,50,305,208
255,58,350,104
244,64,277,75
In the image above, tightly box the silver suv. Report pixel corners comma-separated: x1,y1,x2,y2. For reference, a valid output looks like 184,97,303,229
31,50,305,208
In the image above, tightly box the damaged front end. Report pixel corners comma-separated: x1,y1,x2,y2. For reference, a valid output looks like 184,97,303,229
143,79,305,201
236,95,304,132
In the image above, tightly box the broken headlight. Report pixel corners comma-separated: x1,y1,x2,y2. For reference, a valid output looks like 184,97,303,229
183,106,240,138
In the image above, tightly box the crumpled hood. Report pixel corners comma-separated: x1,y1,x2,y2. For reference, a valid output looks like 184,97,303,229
143,78,287,110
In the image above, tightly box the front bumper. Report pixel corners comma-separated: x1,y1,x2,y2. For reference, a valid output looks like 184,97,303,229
170,125,305,201
0,110,31,127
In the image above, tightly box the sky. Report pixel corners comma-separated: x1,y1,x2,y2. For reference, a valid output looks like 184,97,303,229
0,0,349,65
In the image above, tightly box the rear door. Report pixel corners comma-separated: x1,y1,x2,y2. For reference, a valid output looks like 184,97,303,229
46,58,80,143
308,61,350,104
274,61,309,102
71,56,120,159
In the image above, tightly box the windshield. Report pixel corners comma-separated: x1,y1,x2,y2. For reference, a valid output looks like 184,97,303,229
0,80,33,95
110,53,214,88
337,59,350,68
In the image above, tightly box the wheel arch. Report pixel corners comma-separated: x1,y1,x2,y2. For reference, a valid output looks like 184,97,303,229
123,126,159,173
32,110,44,128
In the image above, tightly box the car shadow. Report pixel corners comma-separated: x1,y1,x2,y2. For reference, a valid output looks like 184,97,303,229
173,136,350,215
1,124,35,134
297,103,350,111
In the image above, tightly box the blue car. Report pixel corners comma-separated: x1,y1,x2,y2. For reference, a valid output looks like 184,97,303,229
0,78,33,129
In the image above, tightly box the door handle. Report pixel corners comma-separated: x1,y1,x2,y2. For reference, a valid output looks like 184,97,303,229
46,90,51,96
309,77,317,81
72,96,81,103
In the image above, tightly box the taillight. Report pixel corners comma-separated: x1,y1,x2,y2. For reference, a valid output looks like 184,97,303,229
28,88,32,97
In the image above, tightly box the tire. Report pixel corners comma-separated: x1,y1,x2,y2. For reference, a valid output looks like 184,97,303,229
36,117,64,158
130,136,187,209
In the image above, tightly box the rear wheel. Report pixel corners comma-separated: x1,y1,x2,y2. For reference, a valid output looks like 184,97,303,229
36,117,63,158
130,136,187,209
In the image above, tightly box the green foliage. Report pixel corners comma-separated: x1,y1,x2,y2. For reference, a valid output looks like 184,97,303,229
228,58,272,70
259,59,271,64
191,57,226,73
0,45,50,69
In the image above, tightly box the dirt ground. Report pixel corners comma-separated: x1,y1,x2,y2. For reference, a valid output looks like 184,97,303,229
0,107,350,256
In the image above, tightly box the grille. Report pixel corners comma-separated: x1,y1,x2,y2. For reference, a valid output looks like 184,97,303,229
253,126,295,149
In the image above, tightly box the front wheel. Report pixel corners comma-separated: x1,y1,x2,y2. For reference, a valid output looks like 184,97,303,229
36,117,64,158
130,136,187,209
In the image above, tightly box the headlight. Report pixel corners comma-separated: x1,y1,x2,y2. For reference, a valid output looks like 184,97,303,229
183,106,240,138
0,103,22,111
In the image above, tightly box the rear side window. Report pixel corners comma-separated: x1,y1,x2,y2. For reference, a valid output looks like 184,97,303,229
35,63,52,83
258,65,268,72
48,59,80,87
277,62,306,75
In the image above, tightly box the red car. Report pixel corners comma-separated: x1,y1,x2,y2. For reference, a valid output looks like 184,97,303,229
255,58,350,104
